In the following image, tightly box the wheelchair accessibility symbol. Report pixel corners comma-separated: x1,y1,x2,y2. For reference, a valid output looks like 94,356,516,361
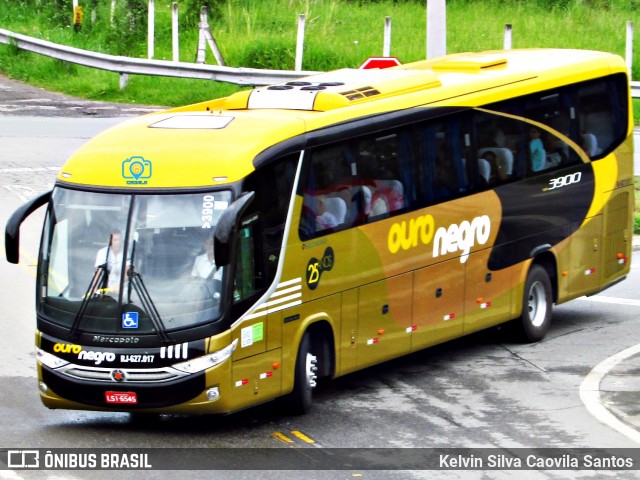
122,312,139,329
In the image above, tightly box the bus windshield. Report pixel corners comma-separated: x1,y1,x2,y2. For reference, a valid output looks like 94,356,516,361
38,188,232,334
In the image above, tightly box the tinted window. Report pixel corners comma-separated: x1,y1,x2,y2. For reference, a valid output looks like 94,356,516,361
486,73,628,161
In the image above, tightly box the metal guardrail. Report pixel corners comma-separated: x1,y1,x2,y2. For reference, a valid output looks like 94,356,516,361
0,28,317,87
1,27,639,95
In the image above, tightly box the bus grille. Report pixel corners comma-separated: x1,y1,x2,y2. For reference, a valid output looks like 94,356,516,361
58,365,186,383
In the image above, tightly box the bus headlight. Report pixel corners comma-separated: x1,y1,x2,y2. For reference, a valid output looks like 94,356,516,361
36,348,70,369
173,339,238,374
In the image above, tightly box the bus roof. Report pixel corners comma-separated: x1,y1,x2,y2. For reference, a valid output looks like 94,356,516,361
58,49,627,189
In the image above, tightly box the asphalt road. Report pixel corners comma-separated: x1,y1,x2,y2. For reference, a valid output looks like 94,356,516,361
1,75,640,480
0,73,164,118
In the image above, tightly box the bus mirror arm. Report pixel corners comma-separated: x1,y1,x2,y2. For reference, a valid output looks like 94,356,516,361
5,190,52,264
214,191,256,267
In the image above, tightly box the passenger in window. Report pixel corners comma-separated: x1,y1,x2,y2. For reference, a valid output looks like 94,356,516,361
581,132,600,158
528,127,546,172
480,150,508,186
370,180,404,214
364,146,405,216
315,196,340,231
544,134,567,168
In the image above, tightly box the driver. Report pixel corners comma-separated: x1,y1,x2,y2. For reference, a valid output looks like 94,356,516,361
94,230,125,292
191,236,221,280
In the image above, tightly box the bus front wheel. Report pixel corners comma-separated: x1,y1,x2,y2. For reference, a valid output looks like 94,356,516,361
288,331,318,414
516,264,552,342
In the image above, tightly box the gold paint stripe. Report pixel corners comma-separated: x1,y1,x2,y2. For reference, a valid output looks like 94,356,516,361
272,432,294,444
291,430,316,444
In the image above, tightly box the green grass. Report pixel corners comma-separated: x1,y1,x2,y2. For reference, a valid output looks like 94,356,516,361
635,177,640,234
0,0,638,112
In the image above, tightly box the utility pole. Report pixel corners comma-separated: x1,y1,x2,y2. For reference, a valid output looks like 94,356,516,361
426,0,446,59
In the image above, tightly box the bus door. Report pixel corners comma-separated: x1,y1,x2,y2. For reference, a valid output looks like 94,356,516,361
229,216,284,408
231,310,284,409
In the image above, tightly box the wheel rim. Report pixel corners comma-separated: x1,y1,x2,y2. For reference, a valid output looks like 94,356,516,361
527,280,547,328
305,353,318,389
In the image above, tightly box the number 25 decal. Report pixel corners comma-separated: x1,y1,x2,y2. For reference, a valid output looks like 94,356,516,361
306,247,335,290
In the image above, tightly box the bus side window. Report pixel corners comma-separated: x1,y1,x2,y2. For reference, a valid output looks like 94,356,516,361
233,221,264,304
576,77,627,159
357,132,408,221
473,113,520,187
487,73,628,163
300,142,356,238
433,134,459,199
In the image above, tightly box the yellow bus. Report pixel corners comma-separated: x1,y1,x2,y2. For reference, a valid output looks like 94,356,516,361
5,49,634,415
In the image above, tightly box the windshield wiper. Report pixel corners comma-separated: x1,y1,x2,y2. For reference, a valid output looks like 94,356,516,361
127,265,170,344
124,237,170,343
69,262,108,340
69,234,116,340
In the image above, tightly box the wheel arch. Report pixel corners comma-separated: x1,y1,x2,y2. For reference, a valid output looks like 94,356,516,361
302,320,336,379
531,250,558,304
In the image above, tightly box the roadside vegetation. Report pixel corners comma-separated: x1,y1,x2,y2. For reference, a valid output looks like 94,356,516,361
635,177,640,234
2,0,640,231
0,0,638,112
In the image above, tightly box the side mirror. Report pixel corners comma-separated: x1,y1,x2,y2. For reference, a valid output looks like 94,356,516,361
214,191,255,266
5,190,51,264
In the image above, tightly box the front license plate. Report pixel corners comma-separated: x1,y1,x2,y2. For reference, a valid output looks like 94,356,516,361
105,391,138,404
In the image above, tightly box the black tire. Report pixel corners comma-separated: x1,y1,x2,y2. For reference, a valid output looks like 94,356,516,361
288,331,318,415
516,264,553,342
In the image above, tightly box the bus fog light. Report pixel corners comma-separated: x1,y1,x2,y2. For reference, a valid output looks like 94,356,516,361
39,382,48,394
206,387,220,402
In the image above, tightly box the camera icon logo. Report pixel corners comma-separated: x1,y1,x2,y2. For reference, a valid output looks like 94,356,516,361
122,156,152,184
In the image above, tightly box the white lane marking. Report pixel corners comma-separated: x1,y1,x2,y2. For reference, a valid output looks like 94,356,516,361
579,343,640,445
581,296,640,307
3,185,36,202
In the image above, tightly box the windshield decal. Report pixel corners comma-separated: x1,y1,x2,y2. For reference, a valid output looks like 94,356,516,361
201,195,228,229
122,312,139,329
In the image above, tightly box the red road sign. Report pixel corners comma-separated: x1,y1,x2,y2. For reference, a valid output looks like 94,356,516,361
359,56,402,69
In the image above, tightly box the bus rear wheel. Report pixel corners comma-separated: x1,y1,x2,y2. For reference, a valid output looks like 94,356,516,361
515,264,552,342
288,331,318,414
